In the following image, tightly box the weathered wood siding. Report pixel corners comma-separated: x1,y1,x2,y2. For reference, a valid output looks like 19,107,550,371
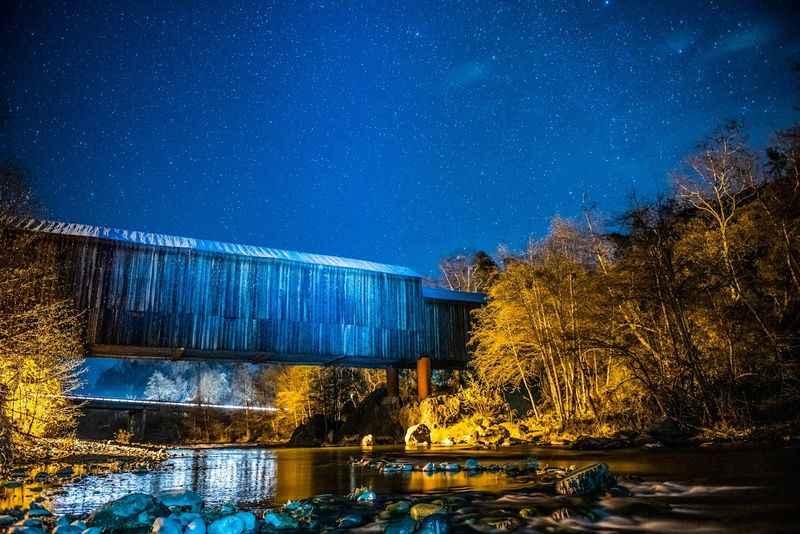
10,218,482,368
421,298,482,365
53,237,432,365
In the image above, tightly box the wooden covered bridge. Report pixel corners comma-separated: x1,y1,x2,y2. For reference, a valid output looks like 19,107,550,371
12,218,485,400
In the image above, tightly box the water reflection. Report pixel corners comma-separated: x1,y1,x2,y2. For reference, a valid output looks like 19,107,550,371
51,449,277,515
2,445,797,532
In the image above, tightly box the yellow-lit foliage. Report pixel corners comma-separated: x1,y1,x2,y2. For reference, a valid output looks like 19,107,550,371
1,166,84,459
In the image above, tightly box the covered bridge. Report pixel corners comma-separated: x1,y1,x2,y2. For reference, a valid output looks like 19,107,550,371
10,218,486,399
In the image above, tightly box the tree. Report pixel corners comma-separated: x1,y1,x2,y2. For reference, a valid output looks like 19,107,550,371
0,162,84,462
144,371,180,401
471,218,617,425
439,251,498,292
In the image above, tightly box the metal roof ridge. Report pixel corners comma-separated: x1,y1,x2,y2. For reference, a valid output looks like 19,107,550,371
6,216,421,278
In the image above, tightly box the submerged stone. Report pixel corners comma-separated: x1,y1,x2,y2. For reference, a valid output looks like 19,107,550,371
463,458,480,470
554,463,612,496
410,503,445,521
0,516,16,527
87,493,170,531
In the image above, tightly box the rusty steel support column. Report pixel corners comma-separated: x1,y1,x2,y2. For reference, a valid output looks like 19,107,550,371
386,367,399,398
416,355,432,401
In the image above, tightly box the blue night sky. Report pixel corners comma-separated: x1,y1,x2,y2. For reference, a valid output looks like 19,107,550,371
2,1,799,276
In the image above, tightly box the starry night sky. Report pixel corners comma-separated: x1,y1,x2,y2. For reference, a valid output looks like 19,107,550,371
2,1,799,276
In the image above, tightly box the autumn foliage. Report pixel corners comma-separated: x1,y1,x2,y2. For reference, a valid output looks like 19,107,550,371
467,124,800,435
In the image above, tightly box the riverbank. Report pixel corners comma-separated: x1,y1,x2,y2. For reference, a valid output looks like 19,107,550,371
3,435,168,471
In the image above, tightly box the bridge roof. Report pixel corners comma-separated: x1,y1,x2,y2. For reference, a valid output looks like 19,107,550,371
9,217,421,278
422,286,488,304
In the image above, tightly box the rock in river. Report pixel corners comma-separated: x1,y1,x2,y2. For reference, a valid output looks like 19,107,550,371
157,490,203,513
418,513,449,533
263,511,298,530
385,516,417,534
231,512,256,532
151,516,183,534
464,458,480,470
405,424,431,447
186,517,206,534
208,515,245,534
410,503,445,521
554,463,612,496
26,503,52,518
87,493,170,531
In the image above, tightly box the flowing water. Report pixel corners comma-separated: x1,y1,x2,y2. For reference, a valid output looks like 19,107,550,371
3,446,799,532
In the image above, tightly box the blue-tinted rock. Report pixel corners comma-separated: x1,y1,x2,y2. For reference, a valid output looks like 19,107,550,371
0,515,16,527
385,500,412,515
385,516,417,534
232,512,256,532
53,525,83,534
81,527,103,534
26,503,52,518
8,527,44,534
421,462,436,472
186,517,206,534
151,516,182,534
418,514,449,534
87,493,170,531
208,514,245,534
337,513,364,528
263,511,298,530
463,459,480,470
158,490,203,513
356,489,377,503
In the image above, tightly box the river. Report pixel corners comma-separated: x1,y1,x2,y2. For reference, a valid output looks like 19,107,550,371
3,445,799,532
